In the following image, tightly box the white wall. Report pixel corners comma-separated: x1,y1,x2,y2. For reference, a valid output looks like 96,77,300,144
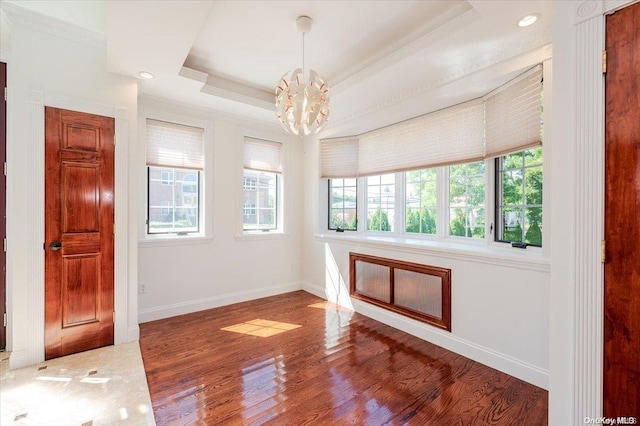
2,5,139,368
137,98,304,322
301,133,550,389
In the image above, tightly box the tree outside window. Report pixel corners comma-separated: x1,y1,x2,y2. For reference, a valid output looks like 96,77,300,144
449,161,485,238
405,168,437,235
496,147,543,246
366,174,395,232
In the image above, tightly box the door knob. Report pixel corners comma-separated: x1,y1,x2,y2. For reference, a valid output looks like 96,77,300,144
49,241,62,251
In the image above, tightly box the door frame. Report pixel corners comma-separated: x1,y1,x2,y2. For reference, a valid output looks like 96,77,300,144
7,90,135,368
1,62,6,351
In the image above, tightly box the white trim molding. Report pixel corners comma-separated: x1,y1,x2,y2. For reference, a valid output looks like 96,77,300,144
138,282,303,323
573,10,605,421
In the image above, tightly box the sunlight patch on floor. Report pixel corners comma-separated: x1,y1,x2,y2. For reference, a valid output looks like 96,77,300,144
221,319,301,337
307,301,353,312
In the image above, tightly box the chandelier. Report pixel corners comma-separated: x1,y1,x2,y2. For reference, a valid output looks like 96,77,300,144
275,16,330,136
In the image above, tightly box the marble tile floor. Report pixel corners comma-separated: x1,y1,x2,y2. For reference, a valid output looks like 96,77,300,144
0,342,155,425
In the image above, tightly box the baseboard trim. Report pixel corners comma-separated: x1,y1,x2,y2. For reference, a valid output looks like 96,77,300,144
8,349,42,370
138,282,303,323
301,281,548,389
127,326,140,342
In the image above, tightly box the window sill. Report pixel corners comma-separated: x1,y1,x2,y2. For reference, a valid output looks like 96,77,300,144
314,232,549,272
139,234,214,248
235,232,288,242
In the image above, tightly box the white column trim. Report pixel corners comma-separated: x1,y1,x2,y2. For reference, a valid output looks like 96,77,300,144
571,0,636,420
573,11,605,420
25,90,45,367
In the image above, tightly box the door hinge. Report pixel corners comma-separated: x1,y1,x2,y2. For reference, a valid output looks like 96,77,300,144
3,161,6,176
3,313,6,328
3,237,6,253
3,87,6,101
113,311,116,323
601,240,606,263
113,223,116,235
113,134,116,146
602,49,607,74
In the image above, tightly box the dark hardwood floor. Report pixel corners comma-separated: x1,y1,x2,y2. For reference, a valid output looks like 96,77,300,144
139,291,548,425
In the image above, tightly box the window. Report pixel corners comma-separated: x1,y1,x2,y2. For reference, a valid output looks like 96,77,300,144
243,203,256,217
243,138,282,232
405,168,437,235
320,65,545,252
496,147,543,246
243,177,257,191
161,170,173,186
146,119,204,235
366,174,395,232
329,178,357,231
449,161,485,238
243,170,277,230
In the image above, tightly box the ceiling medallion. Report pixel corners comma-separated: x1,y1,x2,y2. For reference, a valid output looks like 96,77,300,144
275,16,330,136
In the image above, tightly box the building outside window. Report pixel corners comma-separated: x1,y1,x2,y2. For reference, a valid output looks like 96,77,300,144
243,137,282,232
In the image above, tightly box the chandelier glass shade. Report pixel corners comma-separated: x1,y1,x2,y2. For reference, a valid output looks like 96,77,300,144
275,16,330,136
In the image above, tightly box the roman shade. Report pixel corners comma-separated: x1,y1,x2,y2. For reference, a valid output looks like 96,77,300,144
320,136,359,178
484,65,543,158
146,119,204,169
244,137,282,173
358,99,485,176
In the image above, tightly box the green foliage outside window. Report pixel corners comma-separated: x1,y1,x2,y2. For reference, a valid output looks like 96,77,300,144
368,208,391,231
449,161,485,238
329,179,357,230
498,147,543,246
405,168,437,235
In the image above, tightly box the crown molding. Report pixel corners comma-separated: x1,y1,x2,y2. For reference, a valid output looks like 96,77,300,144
329,34,552,133
138,93,282,133
0,2,106,49
331,2,478,93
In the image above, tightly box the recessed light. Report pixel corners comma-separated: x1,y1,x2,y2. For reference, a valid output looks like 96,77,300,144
518,14,539,27
138,71,154,80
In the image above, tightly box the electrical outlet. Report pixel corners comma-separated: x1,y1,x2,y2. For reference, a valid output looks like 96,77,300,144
139,282,147,294
290,264,295,272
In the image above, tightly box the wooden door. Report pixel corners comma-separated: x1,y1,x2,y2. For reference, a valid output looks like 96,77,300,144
0,62,6,350
604,1,640,417
45,107,114,360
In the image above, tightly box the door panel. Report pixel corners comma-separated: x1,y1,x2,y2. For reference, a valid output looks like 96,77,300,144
62,163,100,232
604,1,640,416
45,107,114,360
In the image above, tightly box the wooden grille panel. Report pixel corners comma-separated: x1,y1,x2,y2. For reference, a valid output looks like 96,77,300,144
350,252,451,331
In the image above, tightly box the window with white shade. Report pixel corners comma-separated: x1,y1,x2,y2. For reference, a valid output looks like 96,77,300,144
146,119,204,235
319,63,545,251
243,138,282,232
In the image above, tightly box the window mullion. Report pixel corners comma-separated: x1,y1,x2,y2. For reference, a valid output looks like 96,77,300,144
439,166,448,240
489,159,496,244
395,172,403,235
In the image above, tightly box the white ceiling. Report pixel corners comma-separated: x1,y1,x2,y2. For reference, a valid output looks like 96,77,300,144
5,0,553,137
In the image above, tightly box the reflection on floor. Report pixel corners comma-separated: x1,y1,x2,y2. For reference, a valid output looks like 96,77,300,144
0,342,155,425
